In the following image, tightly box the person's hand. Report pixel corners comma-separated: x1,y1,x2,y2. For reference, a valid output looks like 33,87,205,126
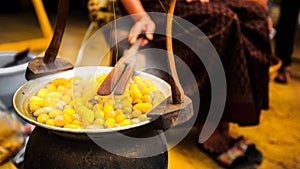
186,0,210,3
128,13,155,46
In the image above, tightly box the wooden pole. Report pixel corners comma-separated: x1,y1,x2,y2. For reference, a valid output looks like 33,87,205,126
166,0,184,103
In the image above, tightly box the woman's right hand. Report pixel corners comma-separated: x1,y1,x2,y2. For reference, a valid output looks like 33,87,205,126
128,13,156,46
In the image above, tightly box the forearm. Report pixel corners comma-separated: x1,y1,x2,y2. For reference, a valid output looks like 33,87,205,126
245,0,269,11
120,0,156,44
120,0,149,21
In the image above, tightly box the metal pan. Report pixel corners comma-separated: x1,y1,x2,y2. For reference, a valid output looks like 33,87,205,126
13,66,172,137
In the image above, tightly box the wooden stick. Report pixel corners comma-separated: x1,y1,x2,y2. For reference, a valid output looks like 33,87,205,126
114,57,136,95
97,63,126,96
44,0,69,63
166,0,184,103
97,38,142,96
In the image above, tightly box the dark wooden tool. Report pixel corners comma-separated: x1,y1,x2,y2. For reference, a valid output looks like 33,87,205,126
113,56,136,95
25,0,73,80
97,38,142,96
166,0,184,104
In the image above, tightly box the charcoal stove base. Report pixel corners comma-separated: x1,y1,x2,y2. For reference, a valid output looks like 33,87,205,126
24,127,168,169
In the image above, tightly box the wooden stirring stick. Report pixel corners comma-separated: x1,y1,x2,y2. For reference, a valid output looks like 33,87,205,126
114,56,136,95
97,63,126,96
97,38,142,96
166,0,184,103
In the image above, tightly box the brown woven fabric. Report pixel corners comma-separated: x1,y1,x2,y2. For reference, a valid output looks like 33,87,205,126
133,0,272,126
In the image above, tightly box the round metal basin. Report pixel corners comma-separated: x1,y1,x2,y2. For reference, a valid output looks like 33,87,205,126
13,66,171,138
0,51,36,106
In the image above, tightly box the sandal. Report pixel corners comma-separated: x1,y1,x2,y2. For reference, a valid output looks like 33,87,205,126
234,136,263,165
197,136,263,169
275,67,291,84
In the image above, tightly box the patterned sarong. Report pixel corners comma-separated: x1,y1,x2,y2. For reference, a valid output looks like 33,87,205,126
118,0,271,126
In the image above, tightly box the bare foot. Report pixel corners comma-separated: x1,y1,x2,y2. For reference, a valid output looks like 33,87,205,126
219,122,235,146
200,122,234,153
275,66,291,84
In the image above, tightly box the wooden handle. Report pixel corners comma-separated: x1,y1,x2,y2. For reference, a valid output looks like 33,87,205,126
167,0,184,104
114,56,136,96
98,38,142,96
43,0,69,63
97,63,126,96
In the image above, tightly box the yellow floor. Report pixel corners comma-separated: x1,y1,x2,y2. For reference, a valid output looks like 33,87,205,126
168,80,300,169
1,2,300,169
